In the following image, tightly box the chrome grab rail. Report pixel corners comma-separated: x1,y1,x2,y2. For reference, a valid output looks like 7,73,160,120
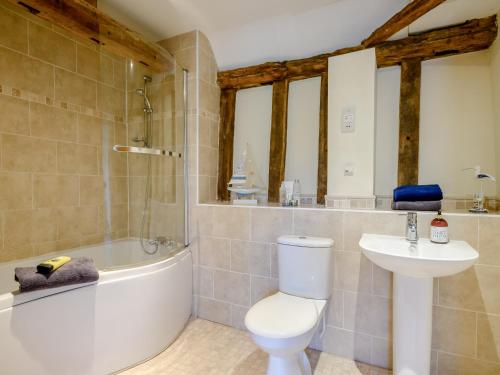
112,145,182,158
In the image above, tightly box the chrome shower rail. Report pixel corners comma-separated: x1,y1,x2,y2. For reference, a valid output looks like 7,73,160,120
112,145,182,158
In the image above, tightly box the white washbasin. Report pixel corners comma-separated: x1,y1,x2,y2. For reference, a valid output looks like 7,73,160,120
359,233,479,279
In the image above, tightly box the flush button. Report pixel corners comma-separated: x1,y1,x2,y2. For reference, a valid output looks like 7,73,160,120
299,236,307,239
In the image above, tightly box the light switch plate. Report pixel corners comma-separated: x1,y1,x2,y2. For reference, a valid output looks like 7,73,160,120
341,107,355,133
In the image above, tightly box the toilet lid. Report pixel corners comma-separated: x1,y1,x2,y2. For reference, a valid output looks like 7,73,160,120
245,292,325,339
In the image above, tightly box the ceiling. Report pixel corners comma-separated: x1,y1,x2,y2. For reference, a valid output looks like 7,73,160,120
99,0,500,70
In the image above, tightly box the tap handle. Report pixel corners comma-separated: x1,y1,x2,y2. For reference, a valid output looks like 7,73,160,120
407,211,417,226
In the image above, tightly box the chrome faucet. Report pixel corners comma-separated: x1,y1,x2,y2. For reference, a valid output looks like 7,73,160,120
405,212,418,243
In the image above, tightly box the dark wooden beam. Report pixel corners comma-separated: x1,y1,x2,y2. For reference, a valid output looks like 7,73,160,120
362,0,446,47
316,72,328,205
217,47,363,90
377,15,498,68
217,89,237,201
268,80,289,203
217,15,497,89
398,59,421,186
6,0,171,72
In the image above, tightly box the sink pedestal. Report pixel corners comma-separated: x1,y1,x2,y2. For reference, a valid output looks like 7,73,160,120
393,274,433,375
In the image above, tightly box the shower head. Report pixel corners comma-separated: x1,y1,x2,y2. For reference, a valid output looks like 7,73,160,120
136,88,153,112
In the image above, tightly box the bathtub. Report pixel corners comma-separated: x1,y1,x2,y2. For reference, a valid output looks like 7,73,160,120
0,239,192,375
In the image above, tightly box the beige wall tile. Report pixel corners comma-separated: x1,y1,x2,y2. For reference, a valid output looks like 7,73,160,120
77,44,114,85
371,337,392,369
343,212,405,251
110,177,128,204
250,276,278,305
97,83,125,116
1,134,56,173
79,175,103,205
29,22,76,71
230,304,249,331
57,142,98,175
199,237,230,269
212,206,250,240
418,213,478,247
30,102,77,142
4,208,57,249
0,7,27,53
57,206,98,240
438,352,500,375
316,326,372,364
214,270,250,306
432,306,476,356
196,266,214,298
343,292,392,339
0,95,29,135
197,297,231,326
55,68,96,108
477,313,500,362
0,173,32,209
77,114,110,145
439,265,500,314
334,251,372,293
293,209,343,249
250,208,293,243
326,290,343,328
478,216,500,266
373,264,392,297
230,240,270,277
34,174,78,208
0,46,54,97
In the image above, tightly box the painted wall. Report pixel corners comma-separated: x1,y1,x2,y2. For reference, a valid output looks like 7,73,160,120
233,86,273,194
374,51,498,198
328,48,377,198
285,77,321,196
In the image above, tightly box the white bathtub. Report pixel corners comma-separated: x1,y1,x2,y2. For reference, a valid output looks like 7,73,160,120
0,239,192,375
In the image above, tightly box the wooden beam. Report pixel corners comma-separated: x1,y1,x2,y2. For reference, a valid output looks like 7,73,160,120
217,89,237,201
217,46,363,90
362,0,446,47
268,80,289,203
398,59,421,186
7,0,171,72
377,15,498,68
316,72,328,205
217,15,497,89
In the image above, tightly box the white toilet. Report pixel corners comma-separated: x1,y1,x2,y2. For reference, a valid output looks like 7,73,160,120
245,235,334,375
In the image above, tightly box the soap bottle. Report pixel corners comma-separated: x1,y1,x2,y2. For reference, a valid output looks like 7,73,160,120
279,182,287,206
292,179,301,206
430,211,449,244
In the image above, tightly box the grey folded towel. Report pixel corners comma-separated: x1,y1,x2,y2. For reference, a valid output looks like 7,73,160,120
14,257,99,293
392,200,442,211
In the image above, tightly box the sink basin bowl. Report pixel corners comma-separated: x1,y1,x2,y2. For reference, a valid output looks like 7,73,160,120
359,234,479,278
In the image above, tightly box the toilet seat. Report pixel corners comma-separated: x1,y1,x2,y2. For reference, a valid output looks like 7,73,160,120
245,292,327,339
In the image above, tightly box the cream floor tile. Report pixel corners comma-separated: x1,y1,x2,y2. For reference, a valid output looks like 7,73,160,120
121,319,391,375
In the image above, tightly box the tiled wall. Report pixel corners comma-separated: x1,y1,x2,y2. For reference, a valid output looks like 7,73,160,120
191,205,500,373
0,1,129,262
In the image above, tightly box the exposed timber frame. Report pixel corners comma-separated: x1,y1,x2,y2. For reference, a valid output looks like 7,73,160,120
268,80,290,202
6,0,171,72
217,89,237,202
398,59,422,186
362,0,446,47
216,12,498,202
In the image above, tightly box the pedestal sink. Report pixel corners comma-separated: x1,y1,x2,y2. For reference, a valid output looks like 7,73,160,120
359,234,478,375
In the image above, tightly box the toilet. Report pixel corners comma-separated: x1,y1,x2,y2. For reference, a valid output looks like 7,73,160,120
245,235,334,375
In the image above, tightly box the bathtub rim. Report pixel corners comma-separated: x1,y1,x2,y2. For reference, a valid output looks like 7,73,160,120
0,245,191,312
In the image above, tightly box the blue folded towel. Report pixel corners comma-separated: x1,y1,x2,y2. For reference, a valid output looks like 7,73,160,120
393,184,443,202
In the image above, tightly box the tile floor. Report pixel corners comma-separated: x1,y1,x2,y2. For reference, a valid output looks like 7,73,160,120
122,319,391,375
